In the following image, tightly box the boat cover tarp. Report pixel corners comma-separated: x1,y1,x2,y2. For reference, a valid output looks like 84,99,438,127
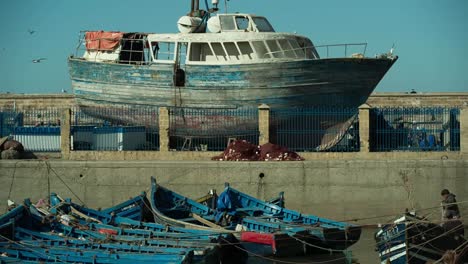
85,31,124,51
212,140,304,161
215,191,234,222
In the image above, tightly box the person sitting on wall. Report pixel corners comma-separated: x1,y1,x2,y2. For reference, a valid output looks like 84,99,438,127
440,189,464,236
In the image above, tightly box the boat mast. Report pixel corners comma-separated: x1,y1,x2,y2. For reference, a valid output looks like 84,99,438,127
189,0,219,16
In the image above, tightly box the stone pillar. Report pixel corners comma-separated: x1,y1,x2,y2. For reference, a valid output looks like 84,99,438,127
258,104,270,145
60,108,71,158
461,107,468,153
358,103,371,153
159,107,170,152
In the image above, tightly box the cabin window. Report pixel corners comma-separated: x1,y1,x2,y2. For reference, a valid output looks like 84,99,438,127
237,42,254,60
220,16,236,31
296,37,317,59
119,33,147,64
235,16,250,31
153,42,176,61
189,43,214,62
266,40,283,58
252,17,275,32
278,39,296,59
211,42,228,61
177,42,188,65
289,39,305,58
252,41,270,59
224,42,240,60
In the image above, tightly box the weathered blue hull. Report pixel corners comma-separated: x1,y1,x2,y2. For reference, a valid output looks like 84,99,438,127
0,205,194,264
216,184,362,251
69,57,397,109
69,56,397,149
375,214,466,264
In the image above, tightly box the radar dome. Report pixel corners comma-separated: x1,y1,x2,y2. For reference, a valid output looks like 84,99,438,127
177,16,205,33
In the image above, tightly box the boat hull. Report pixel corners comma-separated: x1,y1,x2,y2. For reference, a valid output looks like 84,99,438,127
69,57,397,109
375,216,466,264
69,57,396,149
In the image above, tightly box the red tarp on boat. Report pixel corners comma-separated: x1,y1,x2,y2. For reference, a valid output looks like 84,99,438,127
85,31,124,51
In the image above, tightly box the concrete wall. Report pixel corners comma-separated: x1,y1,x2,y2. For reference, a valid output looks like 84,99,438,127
1,160,466,225
1,92,467,110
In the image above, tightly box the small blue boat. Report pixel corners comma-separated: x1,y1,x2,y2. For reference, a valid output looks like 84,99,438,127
150,177,359,256
0,205,194,264
0,242,192,264
375,212,466,264
1,198,249,264
215,183,361,251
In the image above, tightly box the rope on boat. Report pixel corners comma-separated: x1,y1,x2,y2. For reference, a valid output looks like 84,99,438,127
375,217,465,249
219,237,351,264
406,223,466,263
290,235,345,254
5,161,19,213
340,200,468,224
44,161,86,205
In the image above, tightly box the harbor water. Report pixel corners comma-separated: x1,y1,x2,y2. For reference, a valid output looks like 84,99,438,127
249,227,468,263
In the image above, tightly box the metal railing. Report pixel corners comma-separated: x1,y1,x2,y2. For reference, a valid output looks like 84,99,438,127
71,106,159,151
169,107,259,151
370,107,460,152
265,43,368,60
313,43,368,59
74,32,154,65
270,107,360,152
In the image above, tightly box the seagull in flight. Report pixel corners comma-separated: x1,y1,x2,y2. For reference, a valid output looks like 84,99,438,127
32,58,47,63
28,29,36,35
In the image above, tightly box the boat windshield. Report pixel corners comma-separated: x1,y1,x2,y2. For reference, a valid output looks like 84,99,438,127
252,17,275,32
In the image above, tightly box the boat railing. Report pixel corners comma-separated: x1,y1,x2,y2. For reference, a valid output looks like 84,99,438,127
314,43,368,58
73,33,160,65
264,42,368,59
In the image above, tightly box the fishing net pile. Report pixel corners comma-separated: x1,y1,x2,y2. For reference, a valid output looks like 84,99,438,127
212,140,304,161
0,137,24,159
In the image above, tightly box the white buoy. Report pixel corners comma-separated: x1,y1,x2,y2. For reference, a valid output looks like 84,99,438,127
207,16,221,33
177,16,205,33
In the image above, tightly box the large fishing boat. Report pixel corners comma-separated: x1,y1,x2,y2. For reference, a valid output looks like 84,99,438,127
68,0,398,149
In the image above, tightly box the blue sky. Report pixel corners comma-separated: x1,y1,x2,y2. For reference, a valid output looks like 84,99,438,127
0,0,466,94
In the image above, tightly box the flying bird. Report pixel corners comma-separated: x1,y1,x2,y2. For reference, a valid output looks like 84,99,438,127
28,29,36,35
32,58,47,63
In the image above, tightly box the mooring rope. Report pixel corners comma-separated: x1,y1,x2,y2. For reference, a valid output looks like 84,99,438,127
44,161,85,205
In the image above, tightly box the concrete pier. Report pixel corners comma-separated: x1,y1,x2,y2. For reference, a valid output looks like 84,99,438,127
1,159,466,224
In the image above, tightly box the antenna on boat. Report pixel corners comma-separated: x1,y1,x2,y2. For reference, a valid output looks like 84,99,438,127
212,0,219,11
224,0,229,14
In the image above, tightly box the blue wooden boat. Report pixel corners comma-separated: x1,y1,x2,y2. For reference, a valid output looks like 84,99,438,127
0,201,247,264
0,206,194,264
47,193,249,263
375,213,466,264
68,1,398,150
78,187,302,257
215,183,362,251
0,242,192,264
150,177,359,257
